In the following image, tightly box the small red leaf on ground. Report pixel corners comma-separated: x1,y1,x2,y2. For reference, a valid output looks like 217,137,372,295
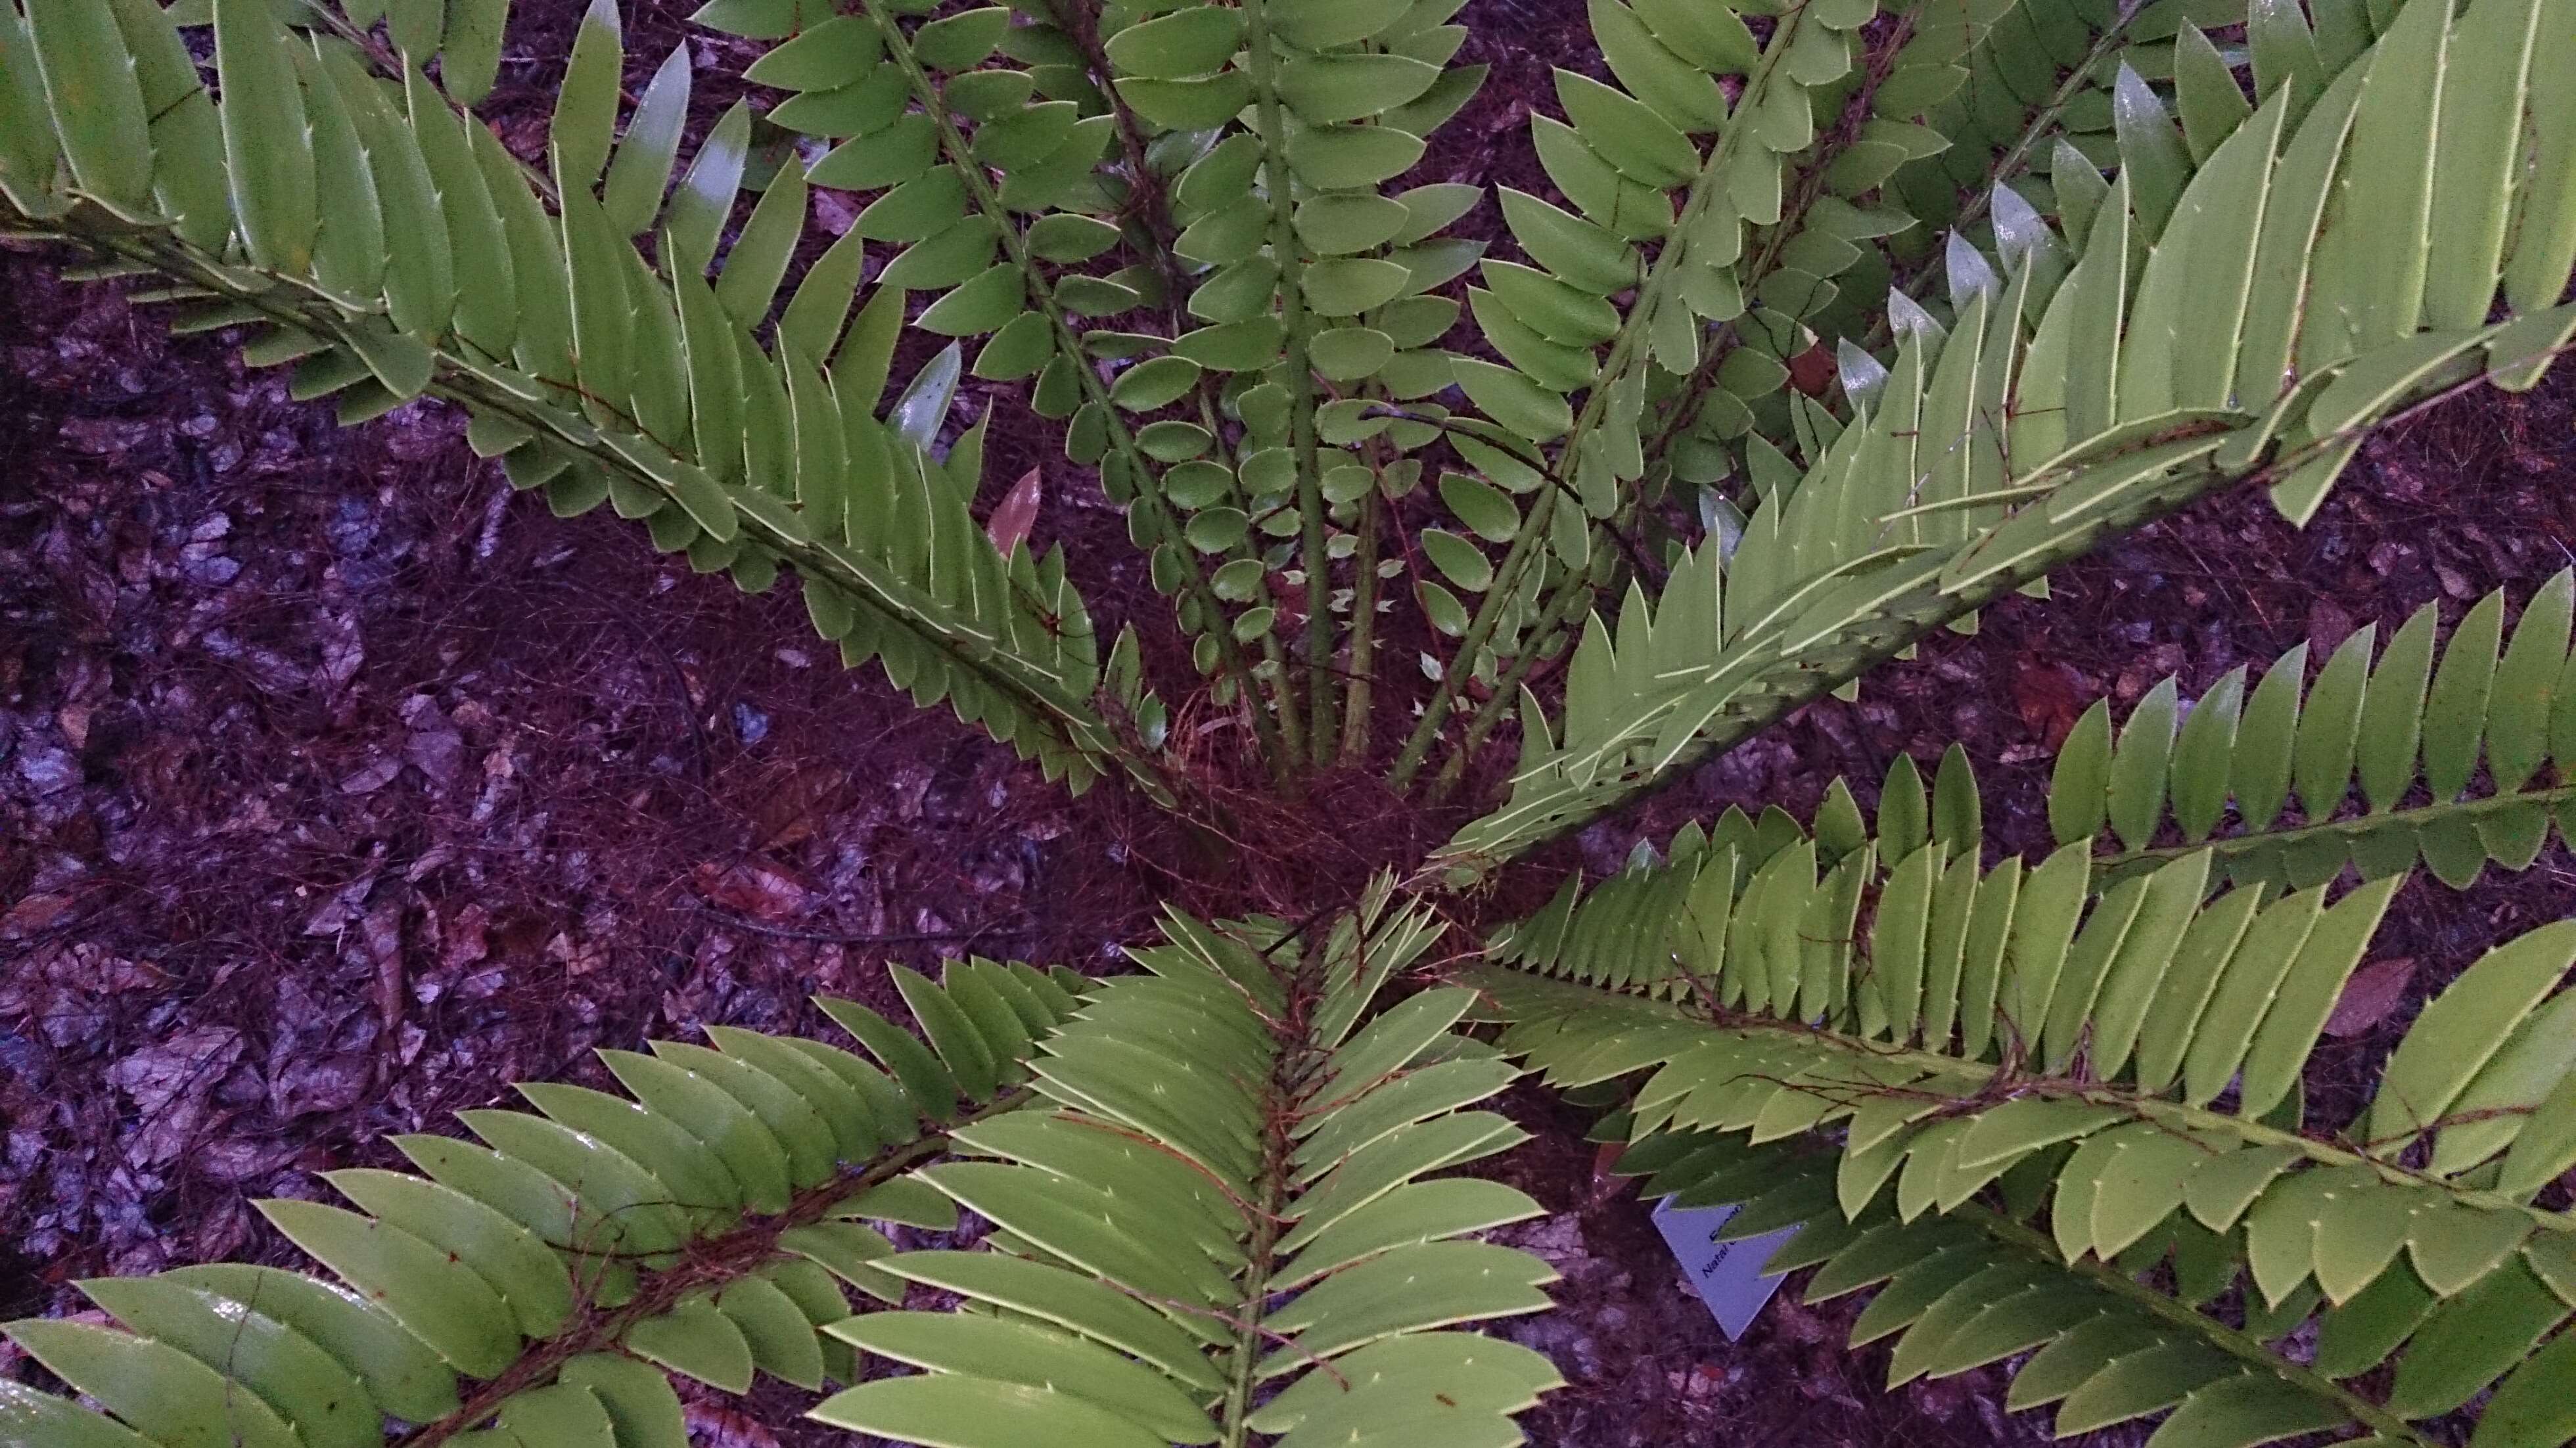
685,1402,781,1448
2326,957,2416,1038
746,763,852,851
693,858,812,920
1588,1139,1637,1204
2012,654,2086,748
987,465,1043,558
1,892,77,938
1787,344,1837,399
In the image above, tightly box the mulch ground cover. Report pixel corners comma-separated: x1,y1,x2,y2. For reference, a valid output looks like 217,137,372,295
6,3,2575,1442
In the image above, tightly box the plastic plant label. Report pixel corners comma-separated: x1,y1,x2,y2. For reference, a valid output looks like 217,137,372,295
1650,1194,1800,1341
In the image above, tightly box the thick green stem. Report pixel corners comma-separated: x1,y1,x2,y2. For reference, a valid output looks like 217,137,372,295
1238,0,1339,765
2095,785,2576,882
1200,386,1311,764
1341,484,1384,763
1216,1124,1291,1447
1524,975,2571,1224
1215,938,1333,1444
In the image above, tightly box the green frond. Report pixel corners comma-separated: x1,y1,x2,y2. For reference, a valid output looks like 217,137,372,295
1475,819,2576,1443
705,0,1493,763
1602,1131,2439,1447
1434,0,2576,875
0,0,1162,798
1,966,1073,1448
812,901,1563,1448
1568,567,2576,906
1392,0,1881,788
1402,0,2238,791
1874,0,2211,250
154,0,517,108
12,0,2567,794
2038,576,2576,890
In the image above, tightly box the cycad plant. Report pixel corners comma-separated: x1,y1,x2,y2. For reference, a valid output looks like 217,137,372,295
5,0,2576,1441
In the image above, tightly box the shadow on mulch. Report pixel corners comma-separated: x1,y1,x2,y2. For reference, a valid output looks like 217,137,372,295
0,257,1168,1267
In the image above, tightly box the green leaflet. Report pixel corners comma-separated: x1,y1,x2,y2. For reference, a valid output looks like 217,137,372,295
253,1200,520,1380
814,1373,1170,1448
2171,670,2247,844
877,1250,1224,1390
1590,0,1726,134
2305,0,2448,365
0,11,63,215
159,1265,459,1423
213,0,317,274
2050,701,2115,845
2471,1326,2576,1448
550,0,622,190
3,1321,302,1448
626,1299,755,1392
405,67,512,355
557,1356,689,1448
441,0,511,107
316,49,451,344
649,1038,842,1184
2370,921,2576,1150
1278,54,1441,125
828,1313,1220,1443
24,0,154,210
2388,1259,2571,1418
666,104,753,276
2234,875,2401,1118
715,160,809,329
2355,602,2439,813
1106,7,1241,78
601,46,693,237
72,1278,376,1448
499,1384,620,1448
104,0,228,250
320,1170,572,1338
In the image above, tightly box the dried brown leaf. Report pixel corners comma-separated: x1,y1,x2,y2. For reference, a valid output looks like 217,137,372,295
1,893,78,939
684,1402,781,1448
2325,957,2416,1038
1787,344,1837,399
987,465,1043,558
2011,655,2086,750
107,1027,243,1165
747,763,852,851
693,858,813,920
